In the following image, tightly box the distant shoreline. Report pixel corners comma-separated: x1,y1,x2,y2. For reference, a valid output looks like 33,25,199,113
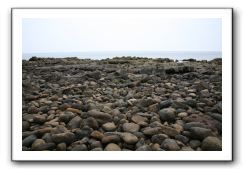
22,51,222,61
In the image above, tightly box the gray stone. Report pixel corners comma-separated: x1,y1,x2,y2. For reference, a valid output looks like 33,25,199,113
22,134,37,147
189,140,201,149
190,127,213,140
151,134,168,144
159,108,176,122
175,135,189,144
67,116,82,129
161,139,180,151
159,100,172,109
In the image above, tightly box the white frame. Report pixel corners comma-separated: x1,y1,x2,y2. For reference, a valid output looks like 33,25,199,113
12,8,232,161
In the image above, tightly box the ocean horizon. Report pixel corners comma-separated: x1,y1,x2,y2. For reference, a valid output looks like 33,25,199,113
22,51,222,61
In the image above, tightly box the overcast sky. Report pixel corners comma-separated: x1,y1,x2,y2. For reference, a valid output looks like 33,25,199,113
22,16,221,54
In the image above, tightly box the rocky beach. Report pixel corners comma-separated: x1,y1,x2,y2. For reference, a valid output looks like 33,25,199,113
22,56,222,151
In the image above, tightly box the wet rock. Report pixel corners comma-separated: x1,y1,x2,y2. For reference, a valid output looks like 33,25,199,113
161,139,180,151
122,123,140,133
201,136,222,151
104,143,121,151
159,108,176,122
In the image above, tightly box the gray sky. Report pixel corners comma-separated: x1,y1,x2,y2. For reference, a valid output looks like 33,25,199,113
22,17,221,53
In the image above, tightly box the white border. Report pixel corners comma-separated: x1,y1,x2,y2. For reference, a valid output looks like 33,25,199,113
12,8,232,161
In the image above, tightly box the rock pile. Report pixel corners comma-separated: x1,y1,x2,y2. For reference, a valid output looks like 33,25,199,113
22,56,222,151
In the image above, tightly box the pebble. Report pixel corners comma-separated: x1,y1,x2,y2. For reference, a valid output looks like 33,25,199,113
122,123,140,133
102,122,117,131
159,108,176,122
104,143,121,151
201,136,222,151
120,132,138,144
161,139,180,151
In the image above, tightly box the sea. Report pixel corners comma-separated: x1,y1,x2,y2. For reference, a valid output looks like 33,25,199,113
22,51,222,61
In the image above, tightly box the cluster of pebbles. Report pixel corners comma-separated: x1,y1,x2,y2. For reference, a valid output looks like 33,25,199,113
22,56,222,151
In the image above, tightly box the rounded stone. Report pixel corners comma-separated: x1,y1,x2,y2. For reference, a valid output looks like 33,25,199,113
120,132,138,144
161,138,180,151
122,123,140,133
104,143,121,151
201,136,222,151
102,122,117,131
159,108,176,122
